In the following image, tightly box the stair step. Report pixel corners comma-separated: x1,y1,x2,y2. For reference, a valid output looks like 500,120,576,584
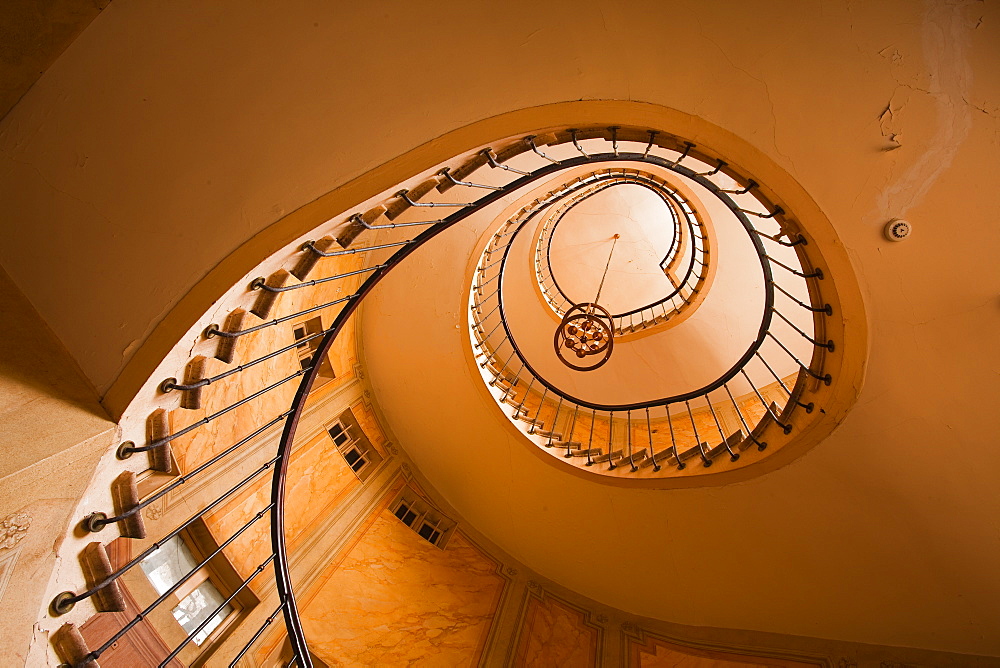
568,448,603,458
619,448,648,466
593,449,624,463
553,441,582,450
81,542,125,612
678,442,709,462
535,430,563,440
214,308,248,363
52,624,96,668
639,449,677,468
707,430,744,459
147,408,174,474
178,355,208,410
334,205,385,247
517,415,544,427
491,374,517,389
250,269,291,319
111,471,146,539
291,234,337,280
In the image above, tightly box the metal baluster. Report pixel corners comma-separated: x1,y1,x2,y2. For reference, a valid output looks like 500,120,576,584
666,405,684,470
706,396,739,462
546,397,564,447
771,307,835,350
740,369,792,434
771,279,832,314
482,148,530,176
52,457,280,613
766,331,832,384
643,130,658,158
607,411,616,470
229,602,287,668
586,410,596,467
646,407,660,472
684,400,712,467
570,128,590,157
627,410,637,471
528,387,548,435
755,351,814,412
723,383,766,451
120,371,308,457
566,405,580,458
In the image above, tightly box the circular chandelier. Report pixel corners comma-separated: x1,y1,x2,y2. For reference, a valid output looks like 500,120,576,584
554,234,619,371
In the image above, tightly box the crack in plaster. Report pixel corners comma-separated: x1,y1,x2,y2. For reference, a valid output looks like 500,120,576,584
693,30,798,176
874,0,978,221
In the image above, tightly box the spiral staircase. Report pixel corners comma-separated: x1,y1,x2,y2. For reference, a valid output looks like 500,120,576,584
33,123,866,668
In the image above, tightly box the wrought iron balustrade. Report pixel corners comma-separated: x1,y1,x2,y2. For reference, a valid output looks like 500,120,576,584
49,125,834,667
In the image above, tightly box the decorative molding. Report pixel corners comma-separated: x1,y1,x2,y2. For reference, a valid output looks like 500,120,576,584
508,583,605,668
623,626,826,667
0,545,24,603
504,566,518,577
0,511,30,550
144,498,165,521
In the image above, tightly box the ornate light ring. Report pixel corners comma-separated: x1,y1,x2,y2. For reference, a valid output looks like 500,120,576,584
554,302,615,371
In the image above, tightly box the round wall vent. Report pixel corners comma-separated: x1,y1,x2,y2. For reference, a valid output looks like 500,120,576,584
884,219,912,242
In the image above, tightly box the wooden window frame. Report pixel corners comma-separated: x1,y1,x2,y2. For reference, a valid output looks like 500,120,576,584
292,316,336,385
327,409,383,482
389,489,456,549
139,519,259,664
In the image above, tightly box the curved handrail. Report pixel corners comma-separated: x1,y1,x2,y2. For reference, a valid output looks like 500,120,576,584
535,170,709,329
49,124,831,667
479,151,776,412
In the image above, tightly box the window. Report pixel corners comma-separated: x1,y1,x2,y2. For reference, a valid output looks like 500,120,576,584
327,408,383,481
417,519,443,545
394,500,418,527
140,535,233,646
292,316,336,384
389,489,456,548
137,520,257,656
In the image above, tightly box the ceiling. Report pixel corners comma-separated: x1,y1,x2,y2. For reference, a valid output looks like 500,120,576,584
1,0,998,658
0,0,108,122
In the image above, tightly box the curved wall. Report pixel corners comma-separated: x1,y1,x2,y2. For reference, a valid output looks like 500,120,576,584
0,0,998,660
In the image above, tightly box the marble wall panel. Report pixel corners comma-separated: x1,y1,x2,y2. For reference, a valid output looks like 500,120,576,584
170,252,364,473
284,431,360,551
512,589,600,667
161,253,369,589
202,426,361,586
203,474,272,591
298,505,506,666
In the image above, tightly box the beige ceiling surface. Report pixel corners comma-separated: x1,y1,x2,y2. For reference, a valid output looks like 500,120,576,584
0,0,997,657
0,0,107,122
